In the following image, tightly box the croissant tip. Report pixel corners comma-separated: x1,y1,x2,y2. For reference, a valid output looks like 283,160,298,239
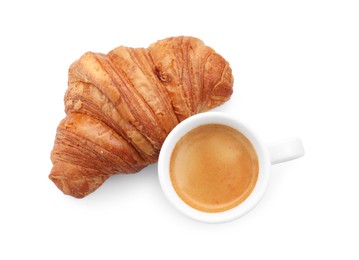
49,174,86,199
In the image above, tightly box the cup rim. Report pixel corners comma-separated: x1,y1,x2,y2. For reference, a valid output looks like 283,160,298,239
158,112,271,223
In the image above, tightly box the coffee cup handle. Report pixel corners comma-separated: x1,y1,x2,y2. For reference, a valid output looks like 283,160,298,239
268,137,305,165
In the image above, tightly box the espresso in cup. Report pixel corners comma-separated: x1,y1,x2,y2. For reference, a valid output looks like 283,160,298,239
170,124,259,213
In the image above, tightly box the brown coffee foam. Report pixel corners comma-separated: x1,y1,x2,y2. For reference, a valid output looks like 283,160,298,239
170,124,259,213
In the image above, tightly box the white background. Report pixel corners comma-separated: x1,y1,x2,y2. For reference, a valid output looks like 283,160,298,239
1,0,358,259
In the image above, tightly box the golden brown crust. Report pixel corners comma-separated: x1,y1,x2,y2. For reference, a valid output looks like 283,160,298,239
49,36,234,198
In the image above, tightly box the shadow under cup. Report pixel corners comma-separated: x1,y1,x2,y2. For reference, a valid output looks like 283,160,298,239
158,112,272,223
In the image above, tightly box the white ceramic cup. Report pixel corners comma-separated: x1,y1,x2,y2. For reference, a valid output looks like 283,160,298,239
158,112,305,223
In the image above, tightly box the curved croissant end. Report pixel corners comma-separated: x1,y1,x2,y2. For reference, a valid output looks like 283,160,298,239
49,36,234,198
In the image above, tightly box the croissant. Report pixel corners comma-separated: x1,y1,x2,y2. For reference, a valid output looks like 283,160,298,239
49,36,234,198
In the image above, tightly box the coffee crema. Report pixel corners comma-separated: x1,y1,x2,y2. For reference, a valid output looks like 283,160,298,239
170,124,259,213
